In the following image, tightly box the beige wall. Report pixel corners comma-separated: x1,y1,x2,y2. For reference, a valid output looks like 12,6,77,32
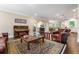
0,11,37,38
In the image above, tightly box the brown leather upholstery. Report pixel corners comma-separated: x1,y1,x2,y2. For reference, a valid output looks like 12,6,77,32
52,34,61,42
52,29,65,42
0,37,6,53
0,33,8,53
52,29,71,43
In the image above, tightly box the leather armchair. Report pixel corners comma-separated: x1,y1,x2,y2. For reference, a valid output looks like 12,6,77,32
52,29,65,42
52,29,71,43
52,31,61,42
0,37,6,53
0,33,8,54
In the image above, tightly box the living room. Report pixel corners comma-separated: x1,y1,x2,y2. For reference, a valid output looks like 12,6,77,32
0,4,79,54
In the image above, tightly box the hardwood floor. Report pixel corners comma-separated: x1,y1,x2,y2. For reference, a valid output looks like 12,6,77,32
64,32,79,54
8,40,18,54
77,43,79,53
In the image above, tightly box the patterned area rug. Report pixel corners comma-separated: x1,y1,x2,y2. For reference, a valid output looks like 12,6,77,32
14,40,65,54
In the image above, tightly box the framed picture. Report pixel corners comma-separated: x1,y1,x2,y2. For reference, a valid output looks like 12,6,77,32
69,21,75,28
15,18,27,24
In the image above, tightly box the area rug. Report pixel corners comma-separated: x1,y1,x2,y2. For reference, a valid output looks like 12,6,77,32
14,40,65,54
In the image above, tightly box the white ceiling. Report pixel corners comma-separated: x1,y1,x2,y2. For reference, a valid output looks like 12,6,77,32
0,4,77,21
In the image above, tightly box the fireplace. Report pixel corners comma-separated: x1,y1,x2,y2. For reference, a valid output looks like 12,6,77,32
14,25,29,38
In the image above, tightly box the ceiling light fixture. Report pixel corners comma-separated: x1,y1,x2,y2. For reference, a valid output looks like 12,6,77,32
34,13,38,16
73,8,77,12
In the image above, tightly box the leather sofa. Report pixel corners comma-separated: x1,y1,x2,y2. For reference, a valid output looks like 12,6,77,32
52,29,71,43
0,37,6,53
0,33,8,54
52,31,61,42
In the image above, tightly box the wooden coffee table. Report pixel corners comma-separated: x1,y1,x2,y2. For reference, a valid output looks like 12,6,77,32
21,36,44,50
